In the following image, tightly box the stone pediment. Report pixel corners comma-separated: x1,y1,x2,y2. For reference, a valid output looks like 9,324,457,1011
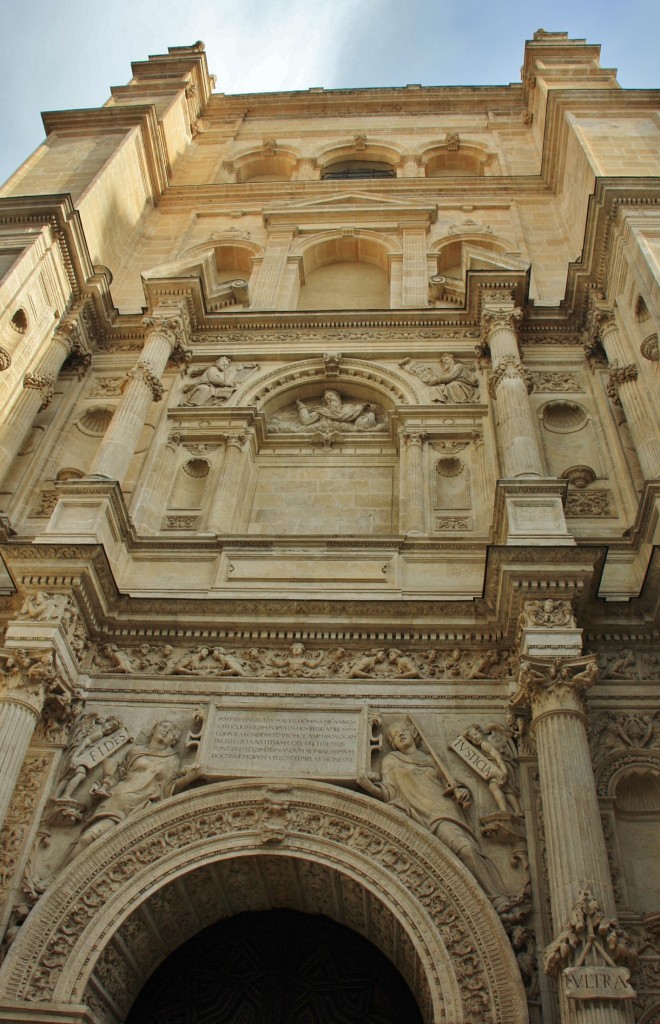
264,192,437,230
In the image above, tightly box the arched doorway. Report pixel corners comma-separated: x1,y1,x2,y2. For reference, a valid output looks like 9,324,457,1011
0,780,528,1024
126,908,424,1023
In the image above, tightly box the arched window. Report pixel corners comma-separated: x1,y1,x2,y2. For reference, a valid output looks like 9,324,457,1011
322,159,395,180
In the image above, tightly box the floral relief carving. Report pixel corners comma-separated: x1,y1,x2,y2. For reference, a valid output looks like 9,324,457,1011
565,489,613,517
530,370,585,392
23,372,55,411
520,599,576,630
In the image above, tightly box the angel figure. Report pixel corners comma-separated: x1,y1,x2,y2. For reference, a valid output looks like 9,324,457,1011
463,723,523,816
181,356,256,407
401,355,479,404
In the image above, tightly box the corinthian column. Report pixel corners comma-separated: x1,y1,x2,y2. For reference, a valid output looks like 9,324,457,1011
400,430,427,534
206,433,250,533
513,606,635,1023
482,303,545,478
593,309,660,480
0,323,77,487
90,313,187,484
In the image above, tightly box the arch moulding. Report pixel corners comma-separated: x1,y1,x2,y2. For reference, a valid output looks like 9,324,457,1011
0,780,527,1024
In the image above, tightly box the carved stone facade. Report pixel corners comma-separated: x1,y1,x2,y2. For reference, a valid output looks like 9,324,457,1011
0,30,657,1024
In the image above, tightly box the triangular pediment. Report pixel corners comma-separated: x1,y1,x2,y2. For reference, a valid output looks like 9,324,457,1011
264,191,437,229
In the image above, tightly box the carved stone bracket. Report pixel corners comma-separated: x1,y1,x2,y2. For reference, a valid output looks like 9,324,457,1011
23,372,55,411
0,347,11,371
123,361,164,402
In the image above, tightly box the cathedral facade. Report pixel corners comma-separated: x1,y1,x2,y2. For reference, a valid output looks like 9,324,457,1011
0,29,658,1024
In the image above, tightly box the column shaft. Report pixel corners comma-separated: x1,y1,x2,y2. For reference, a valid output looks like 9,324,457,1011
401,432,426,534
0,699,40,833
90,319,180,484
601,320,660,479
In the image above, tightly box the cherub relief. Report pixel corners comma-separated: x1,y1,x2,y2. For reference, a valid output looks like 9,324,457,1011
266,642,324,678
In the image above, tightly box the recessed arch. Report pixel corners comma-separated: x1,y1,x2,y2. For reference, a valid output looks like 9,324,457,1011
317,142,403,178
421,142,497,177
294,230,395,310
232,147,299,182
0,780,528,1024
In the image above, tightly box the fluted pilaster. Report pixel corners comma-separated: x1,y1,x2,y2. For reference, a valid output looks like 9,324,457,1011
250,232,295,309
401,431,427,534
207,434,250,533
401,228,429,307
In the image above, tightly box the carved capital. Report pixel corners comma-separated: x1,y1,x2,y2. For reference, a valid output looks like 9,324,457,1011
142,314,185,352
124,361,164,402
588,307,616,342
0,648,77,722
481,305,522,345
23,372,55,410
487,356,533,398
221,433,249,451
512,655,599,719
402,430,427,449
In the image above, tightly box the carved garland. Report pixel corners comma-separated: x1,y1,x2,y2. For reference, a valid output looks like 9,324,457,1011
0,782,528,1024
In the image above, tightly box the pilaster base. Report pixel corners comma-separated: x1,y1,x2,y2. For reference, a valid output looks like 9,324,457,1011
36,478,134,560
493,479,574,546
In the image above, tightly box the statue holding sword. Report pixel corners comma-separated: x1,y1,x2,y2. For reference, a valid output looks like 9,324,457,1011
357,715,515,913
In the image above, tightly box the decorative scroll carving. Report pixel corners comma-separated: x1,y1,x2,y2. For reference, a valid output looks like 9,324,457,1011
23,372,55,411
520,599,576,630
530,370,585,392
565,489,613,517
268,389,387,434
543,889,636,1000
124,360,164,402
180,356,258,406
487,356,533,398
163,514,200,530
0,754,50,897
399,355,480,403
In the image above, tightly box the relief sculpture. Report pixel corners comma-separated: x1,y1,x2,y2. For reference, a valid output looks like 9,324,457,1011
268,389,387,434
180,356,258,406
400,355,479,403
357,716,524,916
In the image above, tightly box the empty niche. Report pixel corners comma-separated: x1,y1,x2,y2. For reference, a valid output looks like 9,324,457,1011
168,458,210,510
614,769,660,913
435,456,470,509
540,401,603,478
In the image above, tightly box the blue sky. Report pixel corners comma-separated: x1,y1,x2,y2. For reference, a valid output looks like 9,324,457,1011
1,0,658,186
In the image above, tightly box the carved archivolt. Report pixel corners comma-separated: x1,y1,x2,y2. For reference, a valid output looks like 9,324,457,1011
0,780,528,1024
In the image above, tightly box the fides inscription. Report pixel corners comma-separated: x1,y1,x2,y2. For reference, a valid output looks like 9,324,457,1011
197,705,366,780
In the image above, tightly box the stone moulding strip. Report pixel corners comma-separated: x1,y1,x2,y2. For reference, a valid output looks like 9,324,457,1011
0,780,528,1024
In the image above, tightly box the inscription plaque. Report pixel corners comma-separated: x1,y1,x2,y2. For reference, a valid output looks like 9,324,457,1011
196,704,368,781
564,966,635,1000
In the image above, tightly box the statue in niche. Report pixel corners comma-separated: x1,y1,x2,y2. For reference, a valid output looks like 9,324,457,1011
180,355,257,406
73,720,182,851
269,388,387,434
401,355,479,404
358,717,519,914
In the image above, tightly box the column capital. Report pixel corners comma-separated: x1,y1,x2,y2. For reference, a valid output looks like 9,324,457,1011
487,355,533,398
480,303,523,343
142,311,190,363
588,305,617,342
221,432,249,450
0,647,81,725
512,655,599,719
402,430,427,449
